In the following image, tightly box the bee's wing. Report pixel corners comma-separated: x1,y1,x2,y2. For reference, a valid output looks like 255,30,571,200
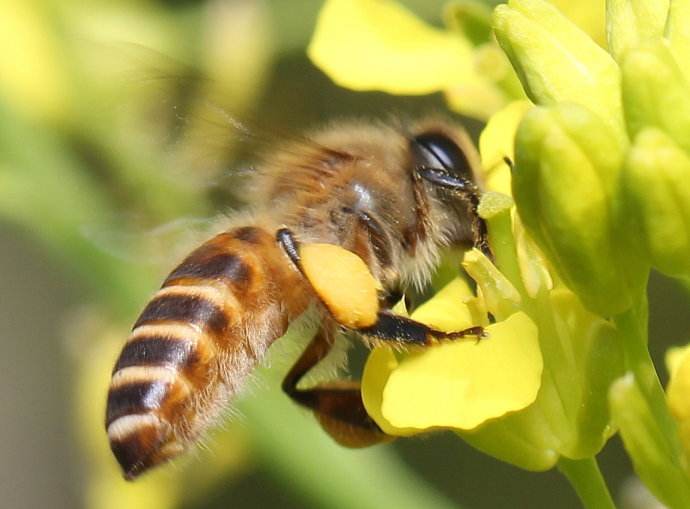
77,39,336,268
93,42,329,194
99,43,251,182
81,215,223,267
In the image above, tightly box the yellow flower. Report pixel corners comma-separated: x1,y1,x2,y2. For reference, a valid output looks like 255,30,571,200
363,282,541,434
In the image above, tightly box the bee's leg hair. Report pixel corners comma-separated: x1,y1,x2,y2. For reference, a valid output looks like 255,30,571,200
282,324,392,448
276,227,304,272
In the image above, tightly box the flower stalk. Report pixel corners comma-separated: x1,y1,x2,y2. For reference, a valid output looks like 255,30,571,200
613,297,683,459
557,457,616,509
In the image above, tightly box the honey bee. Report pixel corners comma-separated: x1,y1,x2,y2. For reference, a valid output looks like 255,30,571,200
105,118,490,480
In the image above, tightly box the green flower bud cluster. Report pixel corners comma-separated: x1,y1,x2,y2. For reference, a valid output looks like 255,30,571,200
620,42,690,279
495,0,690,314
495,0,690,506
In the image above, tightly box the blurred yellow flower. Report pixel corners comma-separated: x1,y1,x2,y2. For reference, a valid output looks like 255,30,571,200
0,2,68,121
667,345,690,457
308,0,524,120
308,0,475,96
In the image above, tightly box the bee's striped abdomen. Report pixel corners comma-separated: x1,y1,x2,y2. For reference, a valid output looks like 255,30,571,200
106,226,308,479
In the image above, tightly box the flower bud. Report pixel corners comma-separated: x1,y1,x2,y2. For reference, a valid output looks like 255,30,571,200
621,41,690,154
512,102,643,315
606,0,669,61
492,0,624,143
622,128,690,278
610,373,690,508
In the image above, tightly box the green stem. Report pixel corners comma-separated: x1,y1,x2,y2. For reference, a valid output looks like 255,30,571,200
557,457,616,509
614,301,683,457
243,384,460,509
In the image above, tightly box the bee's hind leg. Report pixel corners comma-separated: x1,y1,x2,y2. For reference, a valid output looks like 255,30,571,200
282,324,392,448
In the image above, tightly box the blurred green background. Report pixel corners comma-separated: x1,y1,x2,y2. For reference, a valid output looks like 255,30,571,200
1,1,689,508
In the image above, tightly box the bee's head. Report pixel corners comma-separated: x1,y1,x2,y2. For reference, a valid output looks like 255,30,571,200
409,126,486,249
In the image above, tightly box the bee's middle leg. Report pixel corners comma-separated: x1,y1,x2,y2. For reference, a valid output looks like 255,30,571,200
282,324,392,448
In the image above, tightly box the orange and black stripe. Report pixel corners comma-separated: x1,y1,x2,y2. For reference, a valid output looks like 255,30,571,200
106,226,307,480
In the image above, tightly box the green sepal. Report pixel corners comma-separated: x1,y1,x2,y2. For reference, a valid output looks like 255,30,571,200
458,404,561,471
544,290,624,458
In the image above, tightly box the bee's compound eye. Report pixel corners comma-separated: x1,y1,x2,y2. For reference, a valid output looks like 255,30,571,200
412,132,472,179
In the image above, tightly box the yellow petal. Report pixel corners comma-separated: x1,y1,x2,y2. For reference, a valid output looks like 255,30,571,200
485,165,513,196
479,100,532,194
480,100,531,194
308,0,473,94
666,346,690,380
361,347,419,436
299,243,381,328
444,42,521,120
409,277,487,331
444,78,507,120
378,311,541,431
